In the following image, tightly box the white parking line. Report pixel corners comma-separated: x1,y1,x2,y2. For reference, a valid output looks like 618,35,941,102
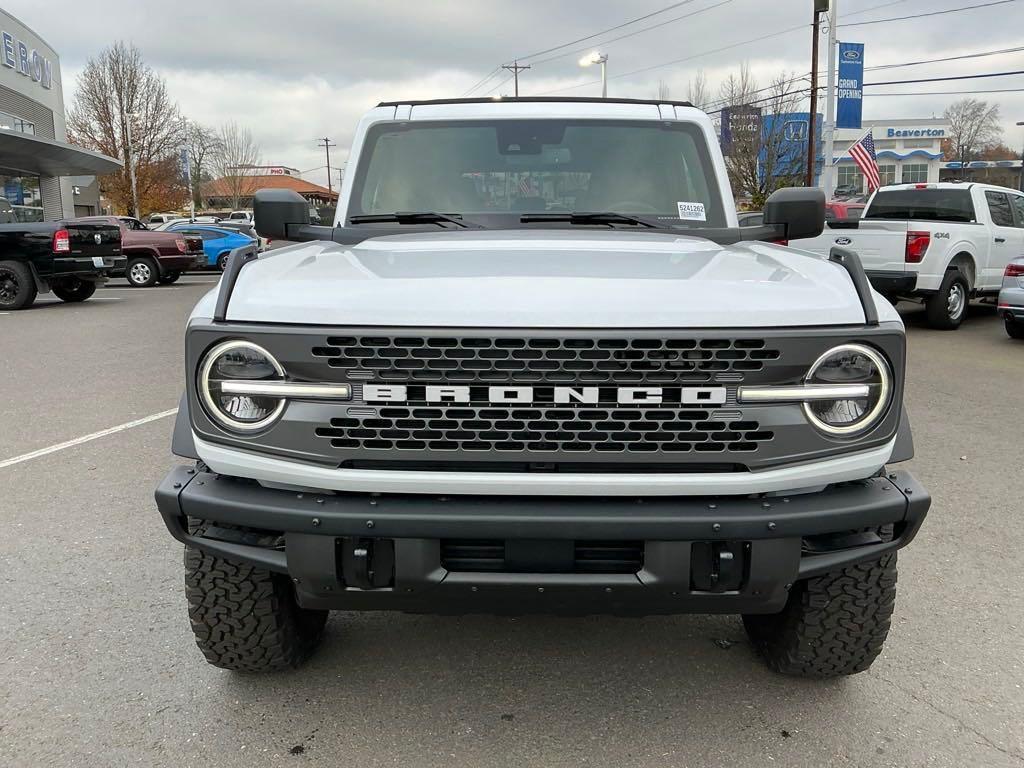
0,408,179,470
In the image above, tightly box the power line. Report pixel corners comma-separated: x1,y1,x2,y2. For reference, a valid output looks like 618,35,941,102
866,45,1024,71
508,0,701,64
839,0,1020,26
462,67,503,97
866,88,1024,95
526,0,734,68
866,69,1024,86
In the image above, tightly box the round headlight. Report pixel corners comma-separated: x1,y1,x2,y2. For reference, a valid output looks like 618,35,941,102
803,344,892,436
199,340,286,432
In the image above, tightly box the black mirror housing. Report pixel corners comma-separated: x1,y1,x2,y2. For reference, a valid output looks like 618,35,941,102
763,187,825,241
254,188,311,239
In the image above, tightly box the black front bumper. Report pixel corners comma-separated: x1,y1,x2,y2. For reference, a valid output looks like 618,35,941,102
155,466,929,615
866,270,918,295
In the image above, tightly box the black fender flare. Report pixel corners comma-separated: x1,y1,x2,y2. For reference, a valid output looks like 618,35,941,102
889,408,915,464
172,392,200,459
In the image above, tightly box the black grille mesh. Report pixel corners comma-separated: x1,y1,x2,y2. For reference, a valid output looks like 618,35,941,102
315,406,774,454
312,335,780,384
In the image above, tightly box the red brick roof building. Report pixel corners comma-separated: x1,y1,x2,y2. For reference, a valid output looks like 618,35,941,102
201,175,339,209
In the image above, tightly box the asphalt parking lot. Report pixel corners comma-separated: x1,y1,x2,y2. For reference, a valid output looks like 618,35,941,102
1,277,1022,768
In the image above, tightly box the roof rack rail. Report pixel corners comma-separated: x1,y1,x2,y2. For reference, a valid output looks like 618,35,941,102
376,96,695,108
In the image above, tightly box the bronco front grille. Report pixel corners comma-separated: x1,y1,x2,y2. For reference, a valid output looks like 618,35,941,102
315,406,774,454
312,335,780,385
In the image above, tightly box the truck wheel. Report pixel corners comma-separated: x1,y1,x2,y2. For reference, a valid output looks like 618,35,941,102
51,278,97,303
126,256,159,287
158,271,181,285
1006,316,1024,340
184,521,328,672
742,553,896,678
0,260,37,310
925,270,969,330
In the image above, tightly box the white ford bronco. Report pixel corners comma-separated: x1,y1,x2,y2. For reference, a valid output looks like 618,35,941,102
156,97,929,677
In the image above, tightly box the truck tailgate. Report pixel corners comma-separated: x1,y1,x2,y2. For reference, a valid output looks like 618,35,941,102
66,221,122,258
790,220,909,274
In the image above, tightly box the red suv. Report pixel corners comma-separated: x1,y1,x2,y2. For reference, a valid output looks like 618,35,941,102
74,216,204,287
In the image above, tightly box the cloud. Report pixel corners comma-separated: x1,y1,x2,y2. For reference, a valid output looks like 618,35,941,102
8,0,1023,187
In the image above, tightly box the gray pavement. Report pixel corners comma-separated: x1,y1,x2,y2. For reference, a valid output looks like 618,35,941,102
1,279,1022,767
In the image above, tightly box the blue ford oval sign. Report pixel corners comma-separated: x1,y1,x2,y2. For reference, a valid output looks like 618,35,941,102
842,49,861,61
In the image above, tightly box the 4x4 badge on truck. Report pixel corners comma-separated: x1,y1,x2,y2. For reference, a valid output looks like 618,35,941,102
835,237,852,245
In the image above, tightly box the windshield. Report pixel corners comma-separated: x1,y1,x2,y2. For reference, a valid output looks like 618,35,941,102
864,189,975,223
348,119,726,227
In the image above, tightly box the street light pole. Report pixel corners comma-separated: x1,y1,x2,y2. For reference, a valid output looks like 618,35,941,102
821,0,839,198
578,52,608,98
125,112,140,219
1017,121,1024,192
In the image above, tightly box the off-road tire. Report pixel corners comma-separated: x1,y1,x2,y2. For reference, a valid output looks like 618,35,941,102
125,256,160,287
184,521,328,672
742,553,897,678
925,270,969,330
158,271,181,285
51,278,97,303
1005,316,1024,340
0,259,37,310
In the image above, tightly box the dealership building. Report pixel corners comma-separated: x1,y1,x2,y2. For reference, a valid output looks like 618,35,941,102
0,9,120,221
831,117,948,193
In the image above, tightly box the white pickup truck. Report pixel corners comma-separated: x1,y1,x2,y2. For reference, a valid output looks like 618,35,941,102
793,182,1024,329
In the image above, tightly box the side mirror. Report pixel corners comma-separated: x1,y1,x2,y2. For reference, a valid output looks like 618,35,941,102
763,187,825,241
254,188,310,239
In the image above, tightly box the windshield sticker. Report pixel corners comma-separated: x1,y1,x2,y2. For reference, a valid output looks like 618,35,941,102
677,202,707,221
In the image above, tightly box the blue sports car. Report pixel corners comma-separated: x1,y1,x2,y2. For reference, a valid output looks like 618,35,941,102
165,223,256,270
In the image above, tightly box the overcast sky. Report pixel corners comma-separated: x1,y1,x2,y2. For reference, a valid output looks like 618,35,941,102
9,0,1024,188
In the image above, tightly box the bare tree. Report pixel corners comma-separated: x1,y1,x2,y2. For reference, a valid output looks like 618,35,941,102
184,121,221,209
656,79,671,101
67,42,185,215
212,122,262,209
720,70,807,207
686,69,709,110
943,98,1003,176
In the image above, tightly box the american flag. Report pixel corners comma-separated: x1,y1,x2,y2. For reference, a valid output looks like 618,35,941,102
848,129,880,191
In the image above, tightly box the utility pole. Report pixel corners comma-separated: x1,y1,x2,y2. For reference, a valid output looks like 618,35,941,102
1017,121,1024,192
821,0,839,197
806,0,828,187
317,137,337,194
502,60,530,97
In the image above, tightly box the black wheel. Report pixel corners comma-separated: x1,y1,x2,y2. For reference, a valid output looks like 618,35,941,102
1006,316,1024,340
125,256,159,287
216,252,230,271
0,259,37,310
925,270,970,330
184,521,328,672
51,278,97,303
743,553,897,678
158,271,181,285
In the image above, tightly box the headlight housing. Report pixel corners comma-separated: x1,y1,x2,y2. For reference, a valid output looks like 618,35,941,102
803,344,892,436
198,340,286,432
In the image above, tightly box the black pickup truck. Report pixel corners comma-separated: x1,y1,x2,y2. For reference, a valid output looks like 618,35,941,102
0,203,124,310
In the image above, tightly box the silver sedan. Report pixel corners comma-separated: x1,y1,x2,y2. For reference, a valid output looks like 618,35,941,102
998,256,1024,339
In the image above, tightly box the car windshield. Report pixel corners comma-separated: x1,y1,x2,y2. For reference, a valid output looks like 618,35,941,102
864,189,975,223
348,119,726,227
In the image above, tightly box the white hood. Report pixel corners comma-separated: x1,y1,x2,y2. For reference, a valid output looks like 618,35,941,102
215,230,895,328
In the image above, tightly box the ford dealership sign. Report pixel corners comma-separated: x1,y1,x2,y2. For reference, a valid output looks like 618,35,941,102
0,28,52,89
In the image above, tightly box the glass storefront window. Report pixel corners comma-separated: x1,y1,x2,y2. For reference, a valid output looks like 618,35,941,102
0,109,34,135
0,171,44,221
878,165,897,186
837,165,865,192
901,164,929,183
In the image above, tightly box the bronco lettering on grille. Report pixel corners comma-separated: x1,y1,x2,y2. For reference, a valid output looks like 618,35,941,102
363,384,727,406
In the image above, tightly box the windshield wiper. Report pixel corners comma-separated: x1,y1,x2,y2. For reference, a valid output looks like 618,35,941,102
349,212,484,229
520,211,669,229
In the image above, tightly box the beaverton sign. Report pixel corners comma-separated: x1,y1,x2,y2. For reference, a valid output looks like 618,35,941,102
0,28,52,90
